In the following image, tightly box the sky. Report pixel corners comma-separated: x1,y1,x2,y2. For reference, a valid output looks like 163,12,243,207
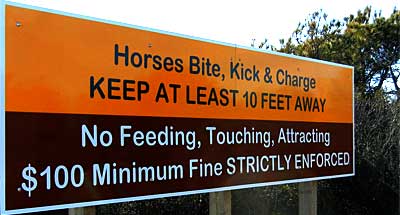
7,0,400,47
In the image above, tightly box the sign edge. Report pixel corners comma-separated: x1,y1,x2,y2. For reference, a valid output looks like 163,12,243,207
0,0,6,214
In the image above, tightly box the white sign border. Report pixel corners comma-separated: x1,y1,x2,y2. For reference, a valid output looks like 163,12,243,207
1,0,6,215
1,1,355,214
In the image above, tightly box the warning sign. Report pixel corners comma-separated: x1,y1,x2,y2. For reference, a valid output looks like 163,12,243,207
1,3,354,214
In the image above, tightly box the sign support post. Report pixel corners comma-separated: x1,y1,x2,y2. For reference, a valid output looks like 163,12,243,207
209,191,231,215
299,181,317,215
68,207,96,215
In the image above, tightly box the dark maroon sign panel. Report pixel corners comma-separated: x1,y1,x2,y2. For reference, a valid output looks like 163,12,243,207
6,112,352,209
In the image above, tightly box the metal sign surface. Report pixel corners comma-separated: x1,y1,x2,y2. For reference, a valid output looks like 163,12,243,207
0,2,354,214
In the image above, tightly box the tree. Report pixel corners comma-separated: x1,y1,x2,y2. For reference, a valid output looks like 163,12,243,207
259,7,400,215
261,7,400,98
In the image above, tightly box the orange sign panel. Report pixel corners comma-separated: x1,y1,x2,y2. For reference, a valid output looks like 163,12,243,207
5,6,352,123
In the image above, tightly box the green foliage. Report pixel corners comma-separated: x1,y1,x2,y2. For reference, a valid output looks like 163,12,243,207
262,7,400,97
316,93,399,215
259,6,400,215
96,194,208,215
232,185,298,215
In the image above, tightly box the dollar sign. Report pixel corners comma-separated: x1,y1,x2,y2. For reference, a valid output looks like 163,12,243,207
21,164,37,197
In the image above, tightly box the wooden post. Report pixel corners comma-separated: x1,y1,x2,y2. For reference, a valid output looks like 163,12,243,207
299,181,317,215
209,191,231,215
68,206,96,215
